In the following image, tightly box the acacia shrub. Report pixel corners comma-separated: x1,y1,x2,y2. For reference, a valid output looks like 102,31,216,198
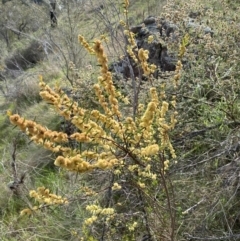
8,6,188,241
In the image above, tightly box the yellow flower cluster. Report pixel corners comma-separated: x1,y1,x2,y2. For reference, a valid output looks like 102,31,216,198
123,117,137,137
81,186,97,196
30,78,126,173
86,204,115,216
78,35,95,54
54,150,118,172
179,33,189,59
128,221,138,231
9,114,70,153
170,111,178,130
160,101,169,118
94,83,111,115
147,35,154,43
84,215,98,226
119,19,126,27
135,86,178,160
140,144,159,156
40,78,121,152
150,87,159,103
54,155,94,172
20,206,40,216
72,120,105,142
128,164,138,172
93,40,108,75
89,109,123,139
29,186,68,205
124,30,137,48
131,88,160,145
138,48,157,76
140,164,157,179
112,182,122,190
140,102,157,128
93,40,121,117
123,0,129,9
137,181,146,189
95,158,118,169
164,159,170,170
173,60,183,88
127,45,138,63
128,164,157,180
39,79,61,105
39,76,85,121
70,132,91,142
20,193,72,217
20,208,34,216
171,95,177,108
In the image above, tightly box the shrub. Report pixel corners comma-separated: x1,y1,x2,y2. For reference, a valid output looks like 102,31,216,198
8,1,187,240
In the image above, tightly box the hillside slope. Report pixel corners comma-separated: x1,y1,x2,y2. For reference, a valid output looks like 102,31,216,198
0,0,240,240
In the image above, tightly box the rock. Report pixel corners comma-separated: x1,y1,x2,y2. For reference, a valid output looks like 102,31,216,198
161,21,178,37
143,16,156,25
109,11,215,79
189,11,201,18
204,26,214,36
130,25,143,34
160,46,177,71
186,18,200,29
138,28,149,37
185,18,214,36
110,16,178,78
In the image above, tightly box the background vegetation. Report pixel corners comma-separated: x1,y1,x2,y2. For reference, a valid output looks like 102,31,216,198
0,0,240,240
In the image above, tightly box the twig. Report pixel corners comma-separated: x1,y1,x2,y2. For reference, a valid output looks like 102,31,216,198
100,171,115,241
182,198,206,215
8,139,26,195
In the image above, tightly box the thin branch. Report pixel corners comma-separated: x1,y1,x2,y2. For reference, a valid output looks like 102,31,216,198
8,138,26,195
182,198,206,215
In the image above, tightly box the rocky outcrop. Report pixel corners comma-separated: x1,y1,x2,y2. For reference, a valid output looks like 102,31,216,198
110,16,178,79
110,15,213,79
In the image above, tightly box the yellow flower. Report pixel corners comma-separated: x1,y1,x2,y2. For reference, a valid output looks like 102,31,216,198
148,35,154,43
141,102,156,126
128,221,138,231
29,190,38,198
54,156,66,167
95,159,109,169
120,20,126,26
101,208,115,215
20,208,32,216
160,101,169,117
138,182,146,188
140,144,159,156
84,215,98,225
164,159,170,170
112,182,122,190
124,0,129,8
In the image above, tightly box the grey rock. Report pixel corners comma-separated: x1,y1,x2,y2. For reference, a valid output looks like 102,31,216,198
160,46,177,72
144,16,156,25
189,11,201,18
204,26,214,36
130,25,143,34
138,28,149,37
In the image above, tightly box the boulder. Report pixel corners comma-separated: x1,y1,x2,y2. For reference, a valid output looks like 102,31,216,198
110,14,214,79
110,16,178,79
